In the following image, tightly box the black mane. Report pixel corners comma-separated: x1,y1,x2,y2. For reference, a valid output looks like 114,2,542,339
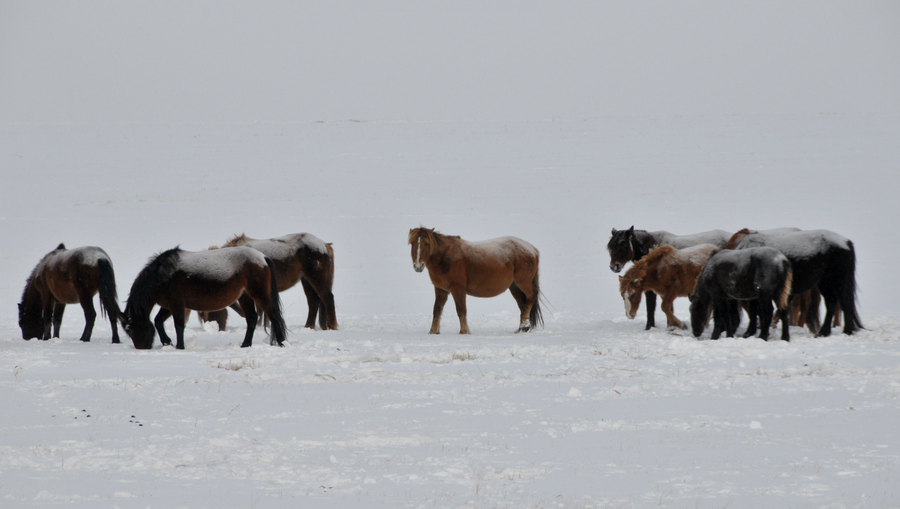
20,244,66,305
125,247,183,319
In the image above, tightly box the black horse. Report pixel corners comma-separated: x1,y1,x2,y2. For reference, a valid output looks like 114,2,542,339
607,226,731,329
122,246,287,350
18,244,122,343
734,230,861,336
690,247,793,341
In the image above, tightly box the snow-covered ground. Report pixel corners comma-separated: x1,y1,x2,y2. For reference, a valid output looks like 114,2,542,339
1,115,899,508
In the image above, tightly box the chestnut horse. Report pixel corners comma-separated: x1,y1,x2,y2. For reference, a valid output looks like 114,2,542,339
690,247,793,341
122,247,286,350
222,233,337,330
408,227,543,334
18,243,121,343
734,229,861,336
607,226,731,329
618,244,720,330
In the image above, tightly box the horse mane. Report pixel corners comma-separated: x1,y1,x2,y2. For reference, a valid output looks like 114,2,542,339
126,247,183,319
624,245,675,281
222,233,249,247
20,243,66,304
724,228,754,250
409,227,460,246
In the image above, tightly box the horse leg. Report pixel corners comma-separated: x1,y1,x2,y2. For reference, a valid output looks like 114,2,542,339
154,308,173,346
300,278,321,329
644,291,657,330
238,293,259,347
742,300,759,338
52,302,65,338
660,295,684,330
710,303,725,340
450,288,470,334
509,283,531,332
817,286,838,337
40,299,55,340
779,307,790,342
805,288,822,334
429,288,448,334
758,300,773,341
77,298,97,342
171,306,187,350
303,276,338,331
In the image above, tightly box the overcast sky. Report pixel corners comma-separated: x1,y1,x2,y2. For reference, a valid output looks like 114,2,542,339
2,1,899,123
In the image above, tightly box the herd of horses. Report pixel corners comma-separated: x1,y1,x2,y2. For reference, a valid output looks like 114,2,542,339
17,225,861,350
609,226,862,341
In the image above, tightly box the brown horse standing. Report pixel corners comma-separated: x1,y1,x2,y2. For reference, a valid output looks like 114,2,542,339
18,244,121,343
222,233,337,330
408,227,543,334
618,244,720,330
122,246,287,350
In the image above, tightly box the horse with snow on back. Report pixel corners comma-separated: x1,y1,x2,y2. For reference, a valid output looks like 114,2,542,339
18,243,122,343
409,227,542,334
221,233,337,330
734,229,861,337
122,246,286,350
617,243,720,330
690,247,793,341
607,226,731,329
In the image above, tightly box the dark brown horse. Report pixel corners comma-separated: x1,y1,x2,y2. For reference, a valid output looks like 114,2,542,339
617,244,720,330
607,226,731,329
18,244,122,343
122,246,287,350
690,247,793,341
221,233,337,330
409,227,543,334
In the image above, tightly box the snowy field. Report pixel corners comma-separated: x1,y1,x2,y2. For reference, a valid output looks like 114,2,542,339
1,115,899,508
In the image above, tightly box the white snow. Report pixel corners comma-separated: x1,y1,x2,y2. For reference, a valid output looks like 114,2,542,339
1,115,899,508
177,247,268,282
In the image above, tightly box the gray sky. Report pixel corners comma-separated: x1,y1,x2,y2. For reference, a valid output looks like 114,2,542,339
2,1,899,123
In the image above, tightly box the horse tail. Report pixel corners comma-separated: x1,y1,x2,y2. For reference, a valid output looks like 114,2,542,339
839,240,863,333
264,256,288,345
777,261,793,311
529,269,544,329
97,258,121,322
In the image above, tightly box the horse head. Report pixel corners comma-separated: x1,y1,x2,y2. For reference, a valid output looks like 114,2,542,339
618,275,643,320
122,315,156,350
408,227,436,273
607,226,635,273
18,302,43,340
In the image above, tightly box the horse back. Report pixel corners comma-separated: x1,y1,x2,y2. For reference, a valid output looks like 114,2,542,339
42,246,111,304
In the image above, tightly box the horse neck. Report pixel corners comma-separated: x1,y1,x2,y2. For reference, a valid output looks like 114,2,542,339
631,230,655,260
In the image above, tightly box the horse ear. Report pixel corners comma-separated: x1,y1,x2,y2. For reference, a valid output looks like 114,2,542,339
627,226,634,235
611,228,617,235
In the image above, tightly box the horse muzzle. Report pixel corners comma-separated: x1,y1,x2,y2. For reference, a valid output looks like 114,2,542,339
610,263,622,273
413,263,425,273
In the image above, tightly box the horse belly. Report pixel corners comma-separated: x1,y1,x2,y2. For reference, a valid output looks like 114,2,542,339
179,279,246,311
48,278,87,304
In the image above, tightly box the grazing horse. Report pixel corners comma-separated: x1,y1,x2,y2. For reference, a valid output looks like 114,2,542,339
18,244,122,343
607,226,731,329
122,247,287,350
734,230,862,336
408,227,543,334
617,244,720,330
690,247,793,341
221,233,337,330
